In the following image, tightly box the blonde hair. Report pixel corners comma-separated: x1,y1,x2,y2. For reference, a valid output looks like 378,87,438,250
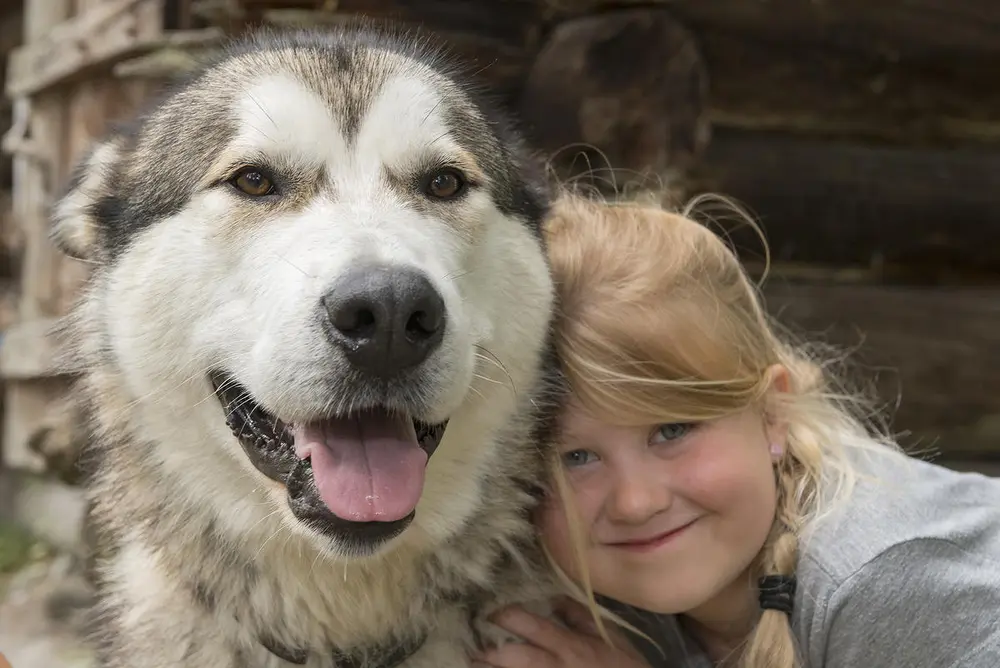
541,189,899,667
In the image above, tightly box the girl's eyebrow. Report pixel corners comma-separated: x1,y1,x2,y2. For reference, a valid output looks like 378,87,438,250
555,432,590,449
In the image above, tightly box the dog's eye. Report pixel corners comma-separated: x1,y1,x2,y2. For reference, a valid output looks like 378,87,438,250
229,168,274,197
423,169,466,200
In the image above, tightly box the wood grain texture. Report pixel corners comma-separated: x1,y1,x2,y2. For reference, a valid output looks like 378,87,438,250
695,128,1000,276
762,283,1000,457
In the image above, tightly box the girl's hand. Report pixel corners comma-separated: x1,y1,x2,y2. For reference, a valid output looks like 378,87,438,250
0,652,11,668
474,597,651,668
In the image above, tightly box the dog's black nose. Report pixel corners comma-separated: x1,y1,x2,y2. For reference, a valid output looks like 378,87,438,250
322,265,446,376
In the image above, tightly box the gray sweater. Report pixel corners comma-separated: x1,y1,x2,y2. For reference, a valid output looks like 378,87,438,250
614,446,1000,667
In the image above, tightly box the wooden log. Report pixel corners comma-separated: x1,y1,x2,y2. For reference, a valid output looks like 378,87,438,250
692,128,1000,279
550,0,1000,60
697,31,1000,147
519,8,709,195
761,283,1000,460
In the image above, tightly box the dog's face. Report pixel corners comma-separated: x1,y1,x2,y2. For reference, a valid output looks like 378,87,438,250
55,28,554,559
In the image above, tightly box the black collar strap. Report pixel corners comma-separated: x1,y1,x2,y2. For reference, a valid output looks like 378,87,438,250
261,632,427,667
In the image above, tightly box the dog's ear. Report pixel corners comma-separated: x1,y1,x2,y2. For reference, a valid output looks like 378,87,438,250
50,135,125,262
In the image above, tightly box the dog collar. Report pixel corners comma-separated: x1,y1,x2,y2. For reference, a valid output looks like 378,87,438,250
261,632,427,667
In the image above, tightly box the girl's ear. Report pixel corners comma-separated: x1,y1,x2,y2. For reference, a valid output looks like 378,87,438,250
763,364,791,457
765,363,791,395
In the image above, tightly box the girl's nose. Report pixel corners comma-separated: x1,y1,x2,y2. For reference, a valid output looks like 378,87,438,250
606,461,672,524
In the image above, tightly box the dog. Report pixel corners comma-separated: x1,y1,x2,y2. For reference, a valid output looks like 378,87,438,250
50,24,563,667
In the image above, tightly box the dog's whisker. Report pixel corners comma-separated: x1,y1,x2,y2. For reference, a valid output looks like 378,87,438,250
253,525,288,561
474,345,517,397
269,250,313,278
472,373,505,387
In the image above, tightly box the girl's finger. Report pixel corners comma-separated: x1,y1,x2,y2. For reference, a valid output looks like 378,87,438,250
478,641,557,668
490,607,580,656
554,597,643,656
555,596,602,637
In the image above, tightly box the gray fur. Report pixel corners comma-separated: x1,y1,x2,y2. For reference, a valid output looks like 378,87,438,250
54,23,564,668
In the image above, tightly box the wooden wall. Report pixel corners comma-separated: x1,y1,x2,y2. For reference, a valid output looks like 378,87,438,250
1,0,996,510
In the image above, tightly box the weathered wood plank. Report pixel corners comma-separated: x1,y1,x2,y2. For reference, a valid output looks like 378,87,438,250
556,0,1000,60
695,128,1000,277
761,283,1000,459
699,31,1000,147
0,317,65,381
6,0,166,97
3,0,72,473
3,0,168,474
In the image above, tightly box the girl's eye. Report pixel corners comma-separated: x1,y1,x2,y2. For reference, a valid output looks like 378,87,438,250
652,423,694,444
560,449,598,468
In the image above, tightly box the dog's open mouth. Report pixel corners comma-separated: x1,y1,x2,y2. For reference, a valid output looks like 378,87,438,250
209,371,447,543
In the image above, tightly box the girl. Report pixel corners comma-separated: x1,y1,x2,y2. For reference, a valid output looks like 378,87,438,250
476,193,1000,667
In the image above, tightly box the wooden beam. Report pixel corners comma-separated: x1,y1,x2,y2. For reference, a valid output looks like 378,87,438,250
560,0,1000,61
694,128,1000,278
5,0,166,98
4,0,72,473
761,283,1000,459
699,31,1000,147
0,317,66,381
2,0,173,475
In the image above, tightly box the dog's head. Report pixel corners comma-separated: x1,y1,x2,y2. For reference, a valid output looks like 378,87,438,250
54,26,555,559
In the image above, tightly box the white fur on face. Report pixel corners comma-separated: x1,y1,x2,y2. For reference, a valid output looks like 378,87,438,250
101,70,554,553
231,74,347,171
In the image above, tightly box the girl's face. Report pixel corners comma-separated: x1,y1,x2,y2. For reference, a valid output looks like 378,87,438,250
538,399,785,617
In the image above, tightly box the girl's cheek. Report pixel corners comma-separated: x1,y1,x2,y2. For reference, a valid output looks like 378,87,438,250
537,496,571,541
537,501,578,571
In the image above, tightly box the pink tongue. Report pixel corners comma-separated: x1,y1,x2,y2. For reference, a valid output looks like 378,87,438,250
292,411,428,523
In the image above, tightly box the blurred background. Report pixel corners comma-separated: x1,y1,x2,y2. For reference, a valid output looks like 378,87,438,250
0,1,998,666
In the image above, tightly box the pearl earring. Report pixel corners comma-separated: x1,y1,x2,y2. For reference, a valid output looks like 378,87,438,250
770,442,784,458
